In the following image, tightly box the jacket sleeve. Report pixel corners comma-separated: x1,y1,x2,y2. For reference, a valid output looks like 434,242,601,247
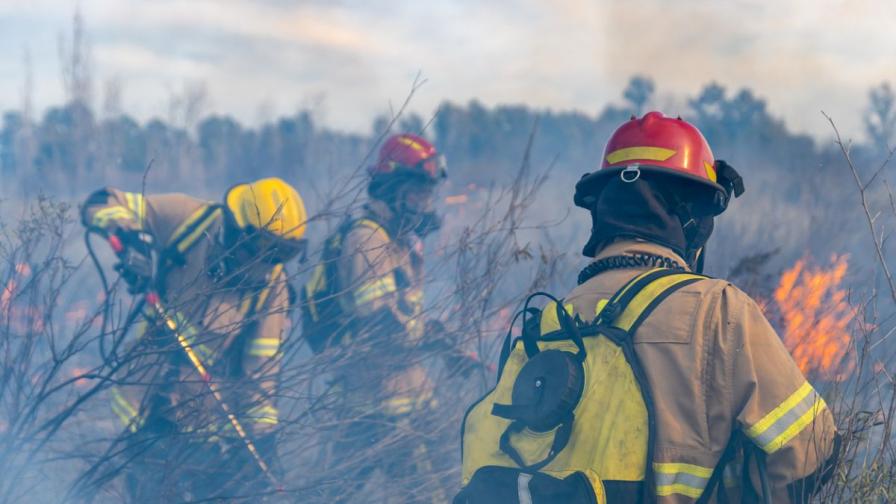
81,187,152,236
240,267,289,436
338,223,415,337
721,285,839,502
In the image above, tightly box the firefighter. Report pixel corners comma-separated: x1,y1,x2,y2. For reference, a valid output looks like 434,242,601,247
82,178,307,502
301,133,451,500
457,112,839,503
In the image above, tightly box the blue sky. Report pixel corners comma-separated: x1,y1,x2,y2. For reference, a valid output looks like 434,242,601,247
1,0,894,139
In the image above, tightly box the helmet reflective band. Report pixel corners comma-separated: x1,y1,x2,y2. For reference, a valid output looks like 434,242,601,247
369,133,446,182
575,111,732,215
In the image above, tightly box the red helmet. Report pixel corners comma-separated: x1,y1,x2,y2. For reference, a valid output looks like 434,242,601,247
575,111,742,215
369,133,446,182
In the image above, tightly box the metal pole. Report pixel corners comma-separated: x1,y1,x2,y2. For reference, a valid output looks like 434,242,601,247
108,234,282,491
145,291,282,490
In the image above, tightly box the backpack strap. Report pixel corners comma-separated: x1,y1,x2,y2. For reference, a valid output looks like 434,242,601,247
239,263,285,320
321,216,390,299
160,203,223,269
301,216,391,353
597,267,709,504
150,203,223,297
352,218,389,240
238,263,287,361
599,268,707,333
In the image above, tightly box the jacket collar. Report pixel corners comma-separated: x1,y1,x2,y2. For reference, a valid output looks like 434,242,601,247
364,198,394,226
364,198,417,243
593,239,691,272
208,217,277,288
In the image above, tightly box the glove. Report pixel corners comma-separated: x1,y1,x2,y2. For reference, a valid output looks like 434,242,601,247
112,231,155,294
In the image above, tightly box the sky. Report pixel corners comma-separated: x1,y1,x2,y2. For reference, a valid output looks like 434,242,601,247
1,0,894,139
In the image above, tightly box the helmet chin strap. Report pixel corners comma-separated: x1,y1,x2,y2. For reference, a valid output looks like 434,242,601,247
673,201,714,272
385,181,441,238
690,247,706,274
390,203,441,238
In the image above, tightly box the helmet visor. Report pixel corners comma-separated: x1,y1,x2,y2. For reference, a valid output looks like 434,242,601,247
420,154,447,180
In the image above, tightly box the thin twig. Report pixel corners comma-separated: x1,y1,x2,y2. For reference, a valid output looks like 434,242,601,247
825,111,896,303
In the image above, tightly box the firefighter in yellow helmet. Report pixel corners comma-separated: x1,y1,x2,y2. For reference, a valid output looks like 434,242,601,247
457,113,839,503
81,177,306,502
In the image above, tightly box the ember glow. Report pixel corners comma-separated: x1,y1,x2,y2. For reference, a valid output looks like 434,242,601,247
773,255,855,379
444,194,469,205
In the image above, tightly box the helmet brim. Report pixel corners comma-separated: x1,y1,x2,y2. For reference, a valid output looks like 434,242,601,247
574,165,729,215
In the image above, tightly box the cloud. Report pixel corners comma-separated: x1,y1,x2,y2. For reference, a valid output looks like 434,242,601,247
91,0,383,55
0,0,893,139
592,0,896,135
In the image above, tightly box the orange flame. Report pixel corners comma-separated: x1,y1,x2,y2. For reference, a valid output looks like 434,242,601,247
70,367,93,389
1,262,44,333
773,255,854,379
444,194,470,205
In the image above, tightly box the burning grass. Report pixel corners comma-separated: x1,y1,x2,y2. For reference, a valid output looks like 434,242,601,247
773,255,856,380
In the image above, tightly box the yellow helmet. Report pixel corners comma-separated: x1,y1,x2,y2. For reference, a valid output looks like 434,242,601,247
225,177,307,241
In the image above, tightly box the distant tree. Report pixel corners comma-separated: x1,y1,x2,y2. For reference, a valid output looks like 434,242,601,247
101,76,123,119
198,115,245,177
167,81,209,132
34,102,96,191
1,112,25,177
726,89,769,130
58,5,93,108
687,83,780,147
865,82,896,152
269,111,313,178
622,76,655,115
99,114,145,173
142,118,200,190
371,114,393,139
398,113,426,136
688,82,727,125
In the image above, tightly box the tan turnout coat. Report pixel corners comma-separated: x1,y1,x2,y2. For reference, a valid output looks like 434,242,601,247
331,200,433,417
563,239,837,503
82,187,288,438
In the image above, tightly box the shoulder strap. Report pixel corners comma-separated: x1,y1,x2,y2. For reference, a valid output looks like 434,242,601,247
595,268,708,504
324,217,390,262
600,268,707,334
322,216,390,292
152,203,222,296
162,203,223,267
695,432,742,504
352,217,390,241
239,263,285,320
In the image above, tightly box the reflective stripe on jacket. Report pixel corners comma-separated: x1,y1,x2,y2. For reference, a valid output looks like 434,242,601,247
564,240,837,502
82,187,288,438
330,200,431,416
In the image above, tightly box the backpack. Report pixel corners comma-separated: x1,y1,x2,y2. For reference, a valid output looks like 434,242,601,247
457,268,708,504
301,218,389,353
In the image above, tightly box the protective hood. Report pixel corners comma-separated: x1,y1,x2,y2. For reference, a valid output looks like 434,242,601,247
582,176,691,258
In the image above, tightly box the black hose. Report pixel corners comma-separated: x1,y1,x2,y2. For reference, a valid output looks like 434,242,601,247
85,229,145,365
756,449,773,504
84,229,113,362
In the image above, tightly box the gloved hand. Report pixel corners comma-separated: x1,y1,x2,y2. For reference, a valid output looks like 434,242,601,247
112,231,155,294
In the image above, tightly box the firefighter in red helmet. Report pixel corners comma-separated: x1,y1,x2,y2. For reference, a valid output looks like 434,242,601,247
457,112,839,504
302,133,456,501
574,110,739,272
